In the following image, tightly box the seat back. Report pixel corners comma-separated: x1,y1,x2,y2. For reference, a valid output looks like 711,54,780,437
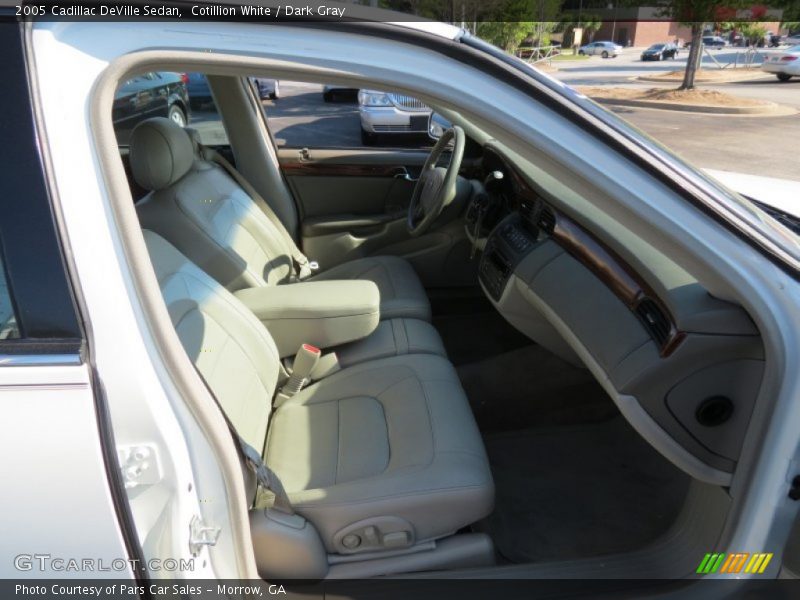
132,118,294,291
143,229,280,450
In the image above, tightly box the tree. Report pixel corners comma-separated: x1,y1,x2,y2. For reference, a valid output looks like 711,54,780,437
738,21,768,45
474,0,562,52
652,1,752,90
477,21,537,52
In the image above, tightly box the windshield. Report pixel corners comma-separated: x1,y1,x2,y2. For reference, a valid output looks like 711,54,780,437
461,32,800,269
649,45,665,50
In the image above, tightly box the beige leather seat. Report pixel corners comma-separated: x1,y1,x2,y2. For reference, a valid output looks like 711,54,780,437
143,230,493,573
131,117,430,322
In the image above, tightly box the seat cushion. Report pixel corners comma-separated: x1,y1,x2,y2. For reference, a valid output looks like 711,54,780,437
264,354,494,554
335,318,446,369
310,255,431,322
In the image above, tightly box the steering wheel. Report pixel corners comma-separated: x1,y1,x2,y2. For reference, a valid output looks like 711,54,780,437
406,126,465,237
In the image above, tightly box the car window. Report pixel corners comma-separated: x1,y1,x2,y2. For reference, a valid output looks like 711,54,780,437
0,253,19,340
263,80,434,150
113,70,193,146
186,74,229,146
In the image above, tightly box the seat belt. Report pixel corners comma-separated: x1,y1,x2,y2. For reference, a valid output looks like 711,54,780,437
191,364,294,514
199,145,314,281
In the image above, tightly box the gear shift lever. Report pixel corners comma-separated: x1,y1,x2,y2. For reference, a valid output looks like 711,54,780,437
469,172,503,260
484,170,504,189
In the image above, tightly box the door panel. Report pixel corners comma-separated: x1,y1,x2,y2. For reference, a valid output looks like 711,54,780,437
279,147,428,264
290,176,415,218
279,146,429,218
277,146,476,286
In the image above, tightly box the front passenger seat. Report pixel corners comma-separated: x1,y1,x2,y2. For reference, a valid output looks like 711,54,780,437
131,117,431,322
142,230,494,577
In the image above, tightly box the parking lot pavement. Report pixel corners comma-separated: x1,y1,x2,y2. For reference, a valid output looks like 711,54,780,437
607,107,799,181
549,47,800,109
551,46,772,82
268,82,362,147
186,76,799,183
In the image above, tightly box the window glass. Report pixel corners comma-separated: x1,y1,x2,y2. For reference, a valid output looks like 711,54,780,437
113,71,193,145
263,81,434,150
0,255,19,340
185,72,228,146
113,73,434,151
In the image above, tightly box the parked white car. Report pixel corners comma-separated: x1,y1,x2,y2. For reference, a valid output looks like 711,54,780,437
578,41,623,58
761,45,800,81
3,7,800,592
784,33,800,46
358,89,432,145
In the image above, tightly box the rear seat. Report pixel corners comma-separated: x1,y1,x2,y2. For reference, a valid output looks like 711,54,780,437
143,230,494,577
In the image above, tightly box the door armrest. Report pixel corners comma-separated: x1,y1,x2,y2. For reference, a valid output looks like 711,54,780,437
302,212,405,237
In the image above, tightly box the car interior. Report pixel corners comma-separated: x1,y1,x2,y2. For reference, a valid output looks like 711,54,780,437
112,70,765,579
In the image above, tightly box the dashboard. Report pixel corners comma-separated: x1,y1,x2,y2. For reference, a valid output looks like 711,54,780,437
472,146,765,483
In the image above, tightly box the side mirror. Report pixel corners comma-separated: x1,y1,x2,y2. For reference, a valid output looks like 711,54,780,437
428,112,453,141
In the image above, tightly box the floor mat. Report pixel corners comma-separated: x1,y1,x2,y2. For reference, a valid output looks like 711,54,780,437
433,309,531,367
458,344,619,432
482,417,690,563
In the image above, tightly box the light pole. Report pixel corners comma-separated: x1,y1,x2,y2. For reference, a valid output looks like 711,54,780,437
608,2,617,44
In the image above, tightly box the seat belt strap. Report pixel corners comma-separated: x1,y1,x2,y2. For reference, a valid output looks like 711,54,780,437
191,364,294,514
200,146,312,280
237,439,294,515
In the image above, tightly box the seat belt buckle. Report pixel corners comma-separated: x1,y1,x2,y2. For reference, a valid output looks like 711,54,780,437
276,344,321,404
308,260,319,271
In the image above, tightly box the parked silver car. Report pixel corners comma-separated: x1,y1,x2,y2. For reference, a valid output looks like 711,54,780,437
358,89,432,145
578,40,623,58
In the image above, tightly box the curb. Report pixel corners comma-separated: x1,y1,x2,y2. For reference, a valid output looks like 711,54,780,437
589,96,791,115
635,73,770,84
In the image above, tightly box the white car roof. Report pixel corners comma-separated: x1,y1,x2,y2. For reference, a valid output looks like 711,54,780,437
388,21,462,40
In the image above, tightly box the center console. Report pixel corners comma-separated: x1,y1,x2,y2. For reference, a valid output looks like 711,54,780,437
479,213,539,301
234,280,380,358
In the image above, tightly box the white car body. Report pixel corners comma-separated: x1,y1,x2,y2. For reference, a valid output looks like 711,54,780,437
4,11,799,587
761,45,800,80
578,41,623,57
358,89,432,139
706,169,800,219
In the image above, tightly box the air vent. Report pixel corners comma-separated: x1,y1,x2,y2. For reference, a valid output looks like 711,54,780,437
635,298,671,347
519,199,536,221
537,207,556,235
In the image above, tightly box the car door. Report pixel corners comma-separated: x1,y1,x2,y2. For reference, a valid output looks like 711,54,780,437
0,31,132,575
263,81,477,286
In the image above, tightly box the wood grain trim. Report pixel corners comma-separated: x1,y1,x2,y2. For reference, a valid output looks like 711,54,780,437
551,212,685,357
280,162,409,178
491,146,684,357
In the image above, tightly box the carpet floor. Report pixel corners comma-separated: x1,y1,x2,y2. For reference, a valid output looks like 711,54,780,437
481,417,690,563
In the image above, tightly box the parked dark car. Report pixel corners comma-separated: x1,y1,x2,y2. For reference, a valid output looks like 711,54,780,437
113,71,189,144
641,43,679,61
189,73,280,106
186,72,213,109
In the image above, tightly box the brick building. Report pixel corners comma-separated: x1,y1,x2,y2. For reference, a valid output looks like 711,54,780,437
565,5,784,47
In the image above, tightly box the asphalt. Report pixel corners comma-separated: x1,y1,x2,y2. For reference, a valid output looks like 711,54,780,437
550,48,800,181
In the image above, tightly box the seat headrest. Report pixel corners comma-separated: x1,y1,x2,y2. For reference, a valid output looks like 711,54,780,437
129,117,194,191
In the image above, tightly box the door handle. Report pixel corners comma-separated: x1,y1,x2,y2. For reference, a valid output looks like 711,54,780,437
392,167,418,182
